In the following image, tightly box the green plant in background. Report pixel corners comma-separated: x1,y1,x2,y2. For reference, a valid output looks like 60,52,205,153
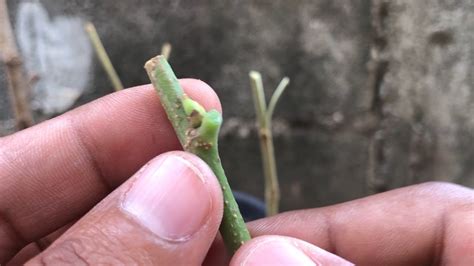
249,71,289,216
86,22,172,92
85,22,124,92
144,55,250,254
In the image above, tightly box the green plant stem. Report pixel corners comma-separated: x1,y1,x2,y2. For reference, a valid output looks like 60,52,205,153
249,72,289,216
85,22,124,92
259,125,279,216
267,77,290,120
145,55,250,254
249,71,279,216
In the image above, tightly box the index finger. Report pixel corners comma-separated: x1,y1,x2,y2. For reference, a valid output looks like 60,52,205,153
0,79,221,262
205,182,473,265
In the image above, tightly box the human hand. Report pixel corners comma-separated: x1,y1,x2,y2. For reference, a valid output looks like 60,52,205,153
1,79,347,265
1,80,221,264
207,183,473,265
1,80,472,265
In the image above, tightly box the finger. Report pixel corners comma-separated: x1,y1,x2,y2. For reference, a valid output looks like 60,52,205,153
206,182,474,265
35,222,73,251
249,182,473,265
6,223,72,265
441,205,474,265
6,243,39,266
29,151,223,265
0,79,221,262
230,236,353,266
6,221,74,265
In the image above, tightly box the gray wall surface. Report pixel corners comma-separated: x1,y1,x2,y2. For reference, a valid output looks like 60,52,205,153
1,0,473,211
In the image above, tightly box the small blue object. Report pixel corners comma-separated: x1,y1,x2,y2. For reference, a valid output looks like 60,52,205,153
233,191,266,222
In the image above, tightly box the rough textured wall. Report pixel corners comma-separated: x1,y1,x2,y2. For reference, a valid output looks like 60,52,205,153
368,0,474,191
1,0,472,211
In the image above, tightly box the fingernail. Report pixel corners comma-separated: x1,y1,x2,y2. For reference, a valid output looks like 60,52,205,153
122,154,211,241
242,240,317,266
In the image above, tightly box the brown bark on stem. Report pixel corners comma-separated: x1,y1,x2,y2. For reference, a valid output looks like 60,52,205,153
0,0,33,129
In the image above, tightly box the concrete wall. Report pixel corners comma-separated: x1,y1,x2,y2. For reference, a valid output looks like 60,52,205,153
1,0,473,211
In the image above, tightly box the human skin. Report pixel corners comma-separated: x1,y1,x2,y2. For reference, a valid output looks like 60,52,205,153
0,80,472,265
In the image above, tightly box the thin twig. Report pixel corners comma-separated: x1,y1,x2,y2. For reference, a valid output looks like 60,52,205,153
249,71,289,216
85,22,124,91
161,42,172,60
0,0,34,129
267,77,290,120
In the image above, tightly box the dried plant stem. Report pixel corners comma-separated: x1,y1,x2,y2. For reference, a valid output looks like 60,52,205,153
249,71,289,216
0,0,34,129
161,42,172,60
85,22,124,91
145,55,250,254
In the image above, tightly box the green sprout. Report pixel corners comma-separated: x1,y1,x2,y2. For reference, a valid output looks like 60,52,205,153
144,55,250,254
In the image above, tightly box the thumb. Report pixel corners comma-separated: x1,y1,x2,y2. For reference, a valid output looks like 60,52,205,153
28,151,223,265
231,236,354,266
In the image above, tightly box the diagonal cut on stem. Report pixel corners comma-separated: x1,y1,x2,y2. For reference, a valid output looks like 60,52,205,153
145,55,250,254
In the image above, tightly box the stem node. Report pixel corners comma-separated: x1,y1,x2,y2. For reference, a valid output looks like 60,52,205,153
145,55,250,254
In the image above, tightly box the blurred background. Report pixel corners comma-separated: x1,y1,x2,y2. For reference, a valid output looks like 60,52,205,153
1,0,473,211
